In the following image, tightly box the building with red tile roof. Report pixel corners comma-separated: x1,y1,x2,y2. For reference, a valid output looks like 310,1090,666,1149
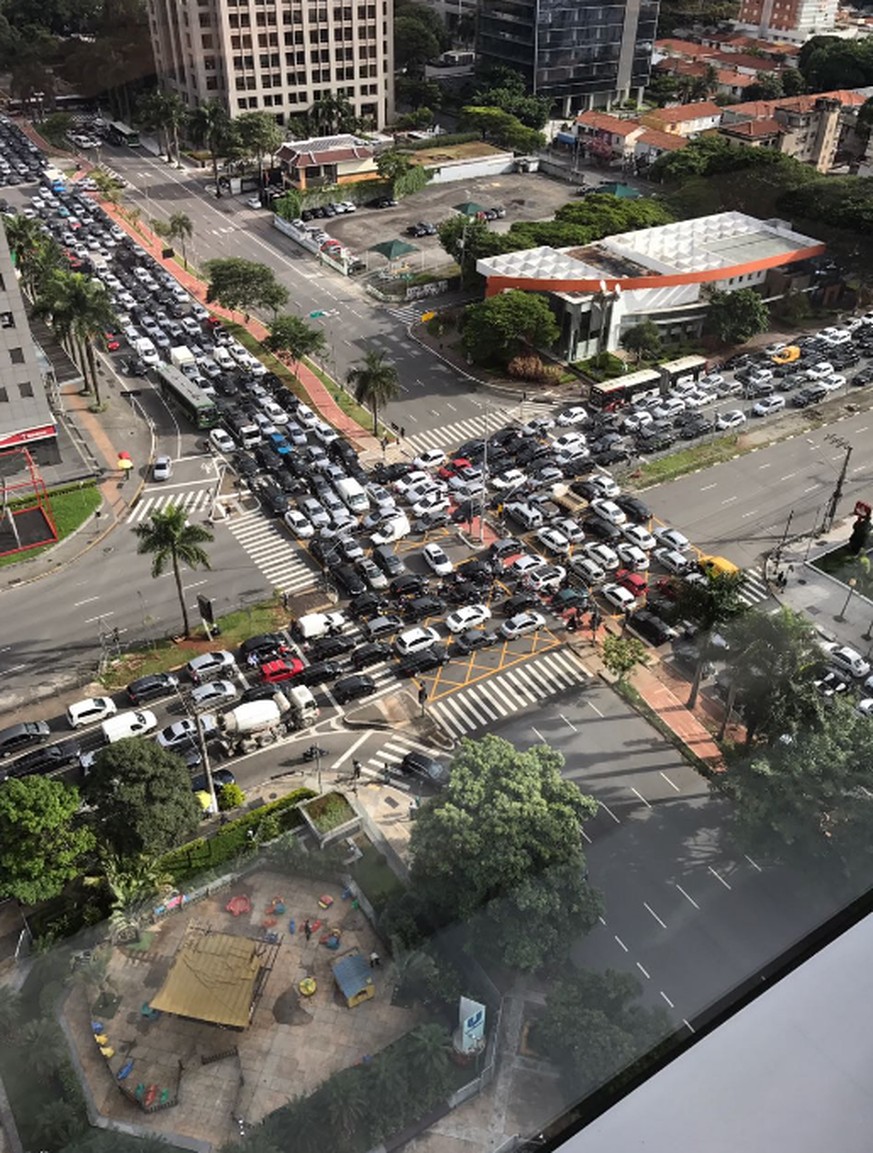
644,101,723,135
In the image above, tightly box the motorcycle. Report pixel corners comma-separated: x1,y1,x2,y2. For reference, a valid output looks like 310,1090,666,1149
302,745,328,762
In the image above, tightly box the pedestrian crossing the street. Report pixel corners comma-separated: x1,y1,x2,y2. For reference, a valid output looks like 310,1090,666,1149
127,489,215,524
738,566,771,607
428,649,591,738
224,509,320,596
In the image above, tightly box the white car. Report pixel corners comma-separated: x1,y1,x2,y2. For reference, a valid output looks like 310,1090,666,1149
622,523,656,551
157,715,218,750
395,626,441,656
653,397,686,421
152,454,173,482
553,431,587,453
589,498,626,526
371,513,410,546
654,546,693,575
422,542,453,576
394,470,430,497
412,491,450,517
187,650,238,684
716,410,746,430
414,448,447,471
553,517,585,544
525,564,566,593
296,403,318,427
752,395,786,417
653,526,691,552
806,362,834,380
684,389,717,408
492,468,528,491
821,374,846,392
501,611,546,639
367,484,397,511
557,406,589,427
357,557,389,590
588,473,620,499
569,555,606,584
622,409,654,433
246,196,262,209
522,416,555,436
446,604,492,633
700,372,724,390
600,583,638,612
261,399,290,425
213,347,234,370
510,553,546,580
191,679,239,710
284,509,314,538
536,526,571,556
66,696,118,729
583,542,619,571
616,542,650,571
820,642,871,679
228,342,250,365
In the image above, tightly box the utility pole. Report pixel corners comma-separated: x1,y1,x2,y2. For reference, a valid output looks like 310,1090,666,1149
176,684,218,815
823,435,852,533
478,398,490,544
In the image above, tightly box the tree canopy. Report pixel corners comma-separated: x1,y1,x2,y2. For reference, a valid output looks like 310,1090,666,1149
706,287,770,345
620,320,662,363
798,34,873,92
204,258,289,318
473,69,552,131
462,290,560,366
264,314,326,369
0,776,95,904
601,635,650,682
393,0,448,75
82,738,203,860
460,105,544,153
407,735,601,970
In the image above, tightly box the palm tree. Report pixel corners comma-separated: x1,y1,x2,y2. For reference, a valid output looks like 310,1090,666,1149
20,1017,66,1078
189,99,231,195
672,571,747,708
406,1022,453,1085
164,92,189,167
168,211,194,268
31,1098,82,1148
34,269,116,405
132,506,214,637
137,90,172,160
3,213,45,275
347,348,400,434
21,236,66,300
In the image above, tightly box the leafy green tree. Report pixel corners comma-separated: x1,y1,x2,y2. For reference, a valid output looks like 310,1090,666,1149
38,110,74,147
218,782,246,811
781,67,807,96
473,74,551,130
436,214,501,281
32,1097,83,1148
33,268,115,404
706,287,770,345
204,257,289,319
744,70,784,102
601,634,650,682
264,313,326,377
274,189,303,221
462,290,560,366
0,777,95,904
236,110,286,185
82,738,203,860
798,35,873,92
376,149,412,184
395,107,434,130
406,1023,453,1090
394,13,440,75
132,504,213,637
620,320,662,363
347,348,400,433
407,735,601,970
533,968,671,1092
461,105,544,153
671,570,748,707
646,71,680,107
306,90,361,135
189,98,232,194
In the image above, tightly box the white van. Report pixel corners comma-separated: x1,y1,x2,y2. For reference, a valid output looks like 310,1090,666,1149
506,501,544,531
214,346,234,370
101,709,158,743
292,611,347,642
134,337,159,367
335,476,369,515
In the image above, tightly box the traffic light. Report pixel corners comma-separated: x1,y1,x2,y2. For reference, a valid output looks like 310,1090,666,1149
197,594,215,625
418,685,428,705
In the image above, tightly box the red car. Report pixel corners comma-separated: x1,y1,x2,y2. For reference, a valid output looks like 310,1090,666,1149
437,457,472,480
260,656,304,684
616,569,648,597
104,332,121,351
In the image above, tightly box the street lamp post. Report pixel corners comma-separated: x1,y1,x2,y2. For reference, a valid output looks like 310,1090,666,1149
175,685,218,815
835,577,857,623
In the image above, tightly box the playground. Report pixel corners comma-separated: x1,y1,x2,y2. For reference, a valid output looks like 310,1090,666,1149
61,868,421,1149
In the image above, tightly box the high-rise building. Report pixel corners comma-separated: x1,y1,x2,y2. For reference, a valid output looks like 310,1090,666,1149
477,0,660,118
144,0,394,129
736,0,837,42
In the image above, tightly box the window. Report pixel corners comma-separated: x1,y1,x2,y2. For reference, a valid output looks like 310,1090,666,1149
18,382,33,398
0,312,14,329
9,347,23,364
0,387,7,402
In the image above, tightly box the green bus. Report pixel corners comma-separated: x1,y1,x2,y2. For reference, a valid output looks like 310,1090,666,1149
156,365,218,430
107,120,140,147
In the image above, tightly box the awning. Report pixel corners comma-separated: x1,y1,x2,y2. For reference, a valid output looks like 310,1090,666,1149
555,132,577,145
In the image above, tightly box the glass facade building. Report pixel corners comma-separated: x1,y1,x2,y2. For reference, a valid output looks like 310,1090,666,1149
477,0,659,115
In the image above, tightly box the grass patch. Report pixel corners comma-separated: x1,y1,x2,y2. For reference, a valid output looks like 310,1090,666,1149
350,841,405,911
101,598,285,689
630,436,740,488
0,483,101,569
304,791,357,833
614,678,717,778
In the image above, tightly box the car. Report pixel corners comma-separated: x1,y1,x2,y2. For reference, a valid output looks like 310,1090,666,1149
371,513,410,545
403,594,446,622
66,696,118,729
422,542,453,576
600,583,638,613
556,405,589,427
390,573,428,598
156,715,218,750
492,468,528,491
187,651,237,684
260,656,305,683
569,555,606,585
357,557,389,590
653,397,686,422
350,642,392,670
614,495,651,524
333,674,377,704
621,523,656,551
583,542,619,571
361,614,404,642
191,767,236,793
0,722,49,762
535,526,571,556
814,670,851,698
334,564,367,597
152,454,173,481
501,611,546,639
191,679,239,710
752,395,786,417
296,660,343,687
510,552,546,581
283,508,314,538
240,633,287,663
396,646,450,676
210,427,235,453
586,472,620,499
616,542,650,571
716,410,747,431
654,546,694,575
400,750,450,787
589,498,627,526
446,604,492,633
525,564,567,593
126,672,179,705
246,195,262,209
793,382,829,406
395,626,441,656
413,448,447,470
8,738,82,779
820,642,871,679
653,526,691,552
371,545,406,579
452,628,498,656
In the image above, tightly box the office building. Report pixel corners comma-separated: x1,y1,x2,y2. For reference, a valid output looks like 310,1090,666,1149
736,0,838,43
477,0,660,117
145,0,394,129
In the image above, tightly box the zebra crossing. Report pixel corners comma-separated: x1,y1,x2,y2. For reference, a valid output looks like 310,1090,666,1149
353,733,449,786
127,488,215,523
387,302,428,326
224,509,320,596
738,566,771,607
404,408,518,457
428,649,591,739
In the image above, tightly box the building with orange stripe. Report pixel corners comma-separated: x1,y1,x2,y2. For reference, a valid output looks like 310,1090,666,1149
476,211,824,360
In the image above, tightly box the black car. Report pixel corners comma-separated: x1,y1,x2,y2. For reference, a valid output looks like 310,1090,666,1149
333,674,377,704
629,609,675,647
233,451,259,479
452,628,498,655
403,594,446,622
615,495,651,524
679,415,714,439
119,356,148,377
309,634,357,662
191,767,236,793
453,559,493,586
126,672,179,705
372,545,407,578
793,384,828,407
584,516,623,543
257,482,290,516
551,586,590,612
334,564,366,597
390,573,428,598
400,750,450,787
297,659,344,687
489,537,523,561
348,591,391,619
240,684,284,705
451,500,484,525
255,444,285,473
372,461,415,483
350,642,392,670
239,633,287,662
500,590,540,617
7,738,81,779
396,645,450,677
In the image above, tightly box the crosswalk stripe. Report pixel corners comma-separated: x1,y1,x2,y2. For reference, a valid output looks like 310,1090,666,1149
502,668,540,706
126,491,213,523
225,511,319,594
467,684,500,721
404,409,513,456
738,566,770,606
388,302,425,325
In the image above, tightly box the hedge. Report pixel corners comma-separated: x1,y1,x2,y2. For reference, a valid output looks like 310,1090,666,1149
399,132,480,151
4,475,100,512
160,787,315,883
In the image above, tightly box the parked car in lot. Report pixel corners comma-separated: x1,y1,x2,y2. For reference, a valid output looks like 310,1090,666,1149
600,583,638,613
629,609,676,646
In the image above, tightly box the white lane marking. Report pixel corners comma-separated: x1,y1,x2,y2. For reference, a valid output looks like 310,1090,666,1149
659,771,680,792
660,991,675,1009
630,786,651,808
675,884,700,909
0,664,27,677
614,935,628,953
73,596,99,607
701,482,716,491
683,1018,696,1034
708,865,732,890
331,730,371,771
781,472,796,481
599,800,620,824
722,495,737,505
588,700,603,717
84,611,114,623
803,484,818,494
530,725,546,743
744,854,762,872
636,961,651,980
560,713,578,732
644,902,667,929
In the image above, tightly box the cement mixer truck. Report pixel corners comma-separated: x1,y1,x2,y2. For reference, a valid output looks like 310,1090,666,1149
217,687,318,755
